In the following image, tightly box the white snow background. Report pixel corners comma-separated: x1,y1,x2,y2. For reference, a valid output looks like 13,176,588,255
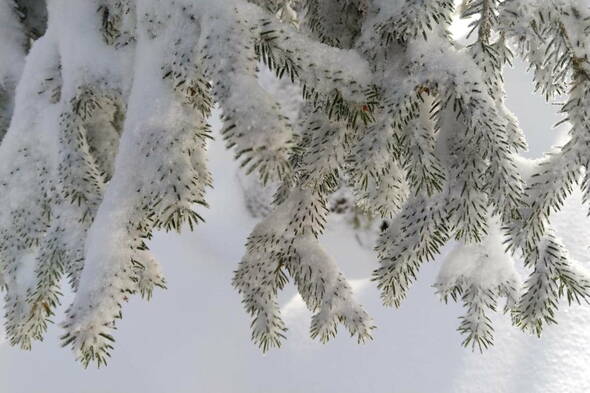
1,14,589,393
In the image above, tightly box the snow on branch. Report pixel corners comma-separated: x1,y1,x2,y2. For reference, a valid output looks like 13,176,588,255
1,0,590,366
435,218,520,350
498,0,590,333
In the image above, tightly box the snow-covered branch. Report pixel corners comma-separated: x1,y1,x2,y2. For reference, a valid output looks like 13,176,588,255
1,0,590,365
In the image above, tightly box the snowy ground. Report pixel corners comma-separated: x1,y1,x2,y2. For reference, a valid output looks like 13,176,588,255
1,59,590,393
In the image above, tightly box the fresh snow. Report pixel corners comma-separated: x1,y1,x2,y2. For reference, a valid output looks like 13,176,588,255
1,1,590,391
2,61,590,391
